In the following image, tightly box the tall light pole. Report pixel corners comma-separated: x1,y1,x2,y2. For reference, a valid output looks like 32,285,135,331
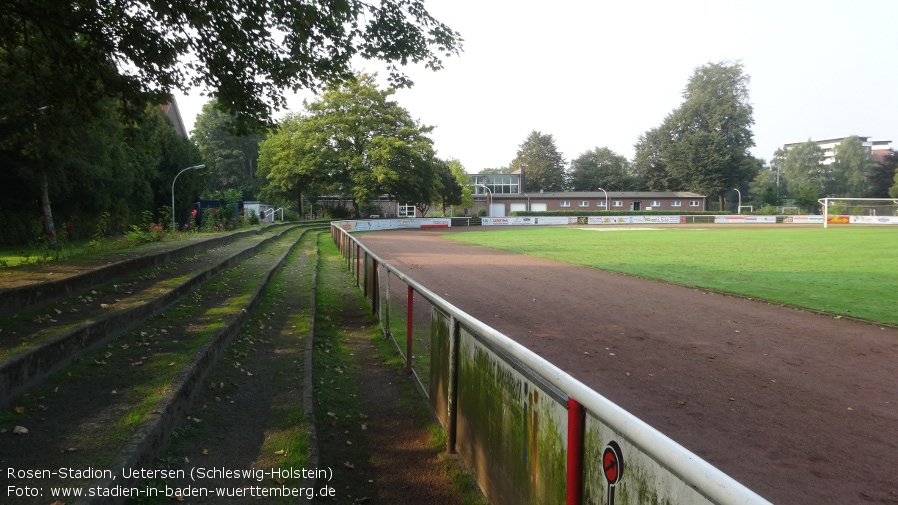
597,187,608,211
476,184,493,217
172,164,205,229
734,188,742,214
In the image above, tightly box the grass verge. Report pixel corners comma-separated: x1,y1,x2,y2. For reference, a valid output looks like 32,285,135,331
315,234,486,505
447,226,898,325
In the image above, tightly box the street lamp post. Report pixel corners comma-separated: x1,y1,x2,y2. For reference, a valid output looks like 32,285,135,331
597,187,608,211
172,164,205,229
734,188,742,214
476,184,493,217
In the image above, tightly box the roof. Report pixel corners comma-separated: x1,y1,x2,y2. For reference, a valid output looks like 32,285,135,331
160,98,188,138
490,191,706,199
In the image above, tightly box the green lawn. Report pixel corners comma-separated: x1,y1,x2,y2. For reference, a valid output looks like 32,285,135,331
446,226,898,326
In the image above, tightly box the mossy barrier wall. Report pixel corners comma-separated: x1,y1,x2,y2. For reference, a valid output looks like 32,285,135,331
332,222,772,505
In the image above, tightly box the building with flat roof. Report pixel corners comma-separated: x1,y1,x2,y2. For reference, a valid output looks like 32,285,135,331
783,136,892,165
475,191,707,217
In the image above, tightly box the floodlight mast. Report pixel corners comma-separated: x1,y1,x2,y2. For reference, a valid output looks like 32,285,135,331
476,184,493,217
172,164,205,229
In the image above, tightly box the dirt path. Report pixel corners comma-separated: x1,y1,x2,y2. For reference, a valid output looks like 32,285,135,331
356,228,898,505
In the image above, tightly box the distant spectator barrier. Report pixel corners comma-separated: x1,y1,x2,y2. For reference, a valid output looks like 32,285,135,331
331,223,772,505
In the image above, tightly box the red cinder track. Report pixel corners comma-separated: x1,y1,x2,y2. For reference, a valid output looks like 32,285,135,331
357,228,898,505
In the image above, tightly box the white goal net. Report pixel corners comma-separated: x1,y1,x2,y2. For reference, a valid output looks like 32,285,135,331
818,198,898,227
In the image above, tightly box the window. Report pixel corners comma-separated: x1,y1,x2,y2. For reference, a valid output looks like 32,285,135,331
612,201,623,207
597,200,607,207
671,200,682,207
398,204,416,217
472,174,520,195
578,201,589,207
560,201,571,207
689,200,701,207
651,200,661,207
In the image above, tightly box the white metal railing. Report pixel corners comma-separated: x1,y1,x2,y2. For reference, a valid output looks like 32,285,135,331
264,207,284,221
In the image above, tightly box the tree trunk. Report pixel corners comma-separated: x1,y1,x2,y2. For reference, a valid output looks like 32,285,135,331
39,166,57,248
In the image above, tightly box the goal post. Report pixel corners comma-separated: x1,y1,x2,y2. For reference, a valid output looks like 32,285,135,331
818,197,898,228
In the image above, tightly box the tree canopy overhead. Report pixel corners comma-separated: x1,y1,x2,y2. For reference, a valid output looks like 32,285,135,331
1,0,463,128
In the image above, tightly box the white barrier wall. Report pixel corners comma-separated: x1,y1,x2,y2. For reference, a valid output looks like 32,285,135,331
339,218,451,231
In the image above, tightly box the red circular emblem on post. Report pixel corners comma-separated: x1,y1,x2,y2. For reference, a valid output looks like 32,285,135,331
603,441,624,486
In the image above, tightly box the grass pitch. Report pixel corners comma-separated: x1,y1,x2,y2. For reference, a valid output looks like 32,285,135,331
446,226,898,326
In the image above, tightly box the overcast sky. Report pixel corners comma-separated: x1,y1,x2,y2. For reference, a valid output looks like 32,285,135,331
175,0,898,173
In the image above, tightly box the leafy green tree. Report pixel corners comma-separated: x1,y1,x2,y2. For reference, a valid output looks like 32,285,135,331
434,159,463,215
192,101,263,199
888,151,898,198
256,113,315,213
448,159,475,214
631,127,677,191
870,149,897,197
768,148,788,196
1,0,460,240
794,185,822,214
476,167,508,175
569,147,636,191
830,136,873,197
781,140,824,196
258,75,439,217
662,61,756,209
0,98,199,243
1,0,462,130
748,169,781,207
510,131,567,192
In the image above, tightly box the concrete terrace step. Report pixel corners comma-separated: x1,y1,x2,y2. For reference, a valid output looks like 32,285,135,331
2,228,317,504
0,223,306,317
0,224,327,407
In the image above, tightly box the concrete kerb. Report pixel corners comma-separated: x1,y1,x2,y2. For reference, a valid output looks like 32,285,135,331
74,228,312,505
0,225,304,407
299,237,322,500
0,223,297,318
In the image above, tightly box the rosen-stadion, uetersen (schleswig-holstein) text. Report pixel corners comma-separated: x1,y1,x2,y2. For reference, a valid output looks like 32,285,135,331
7,466,336,500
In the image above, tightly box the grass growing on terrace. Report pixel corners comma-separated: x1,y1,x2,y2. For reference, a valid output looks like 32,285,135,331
446,226,898,326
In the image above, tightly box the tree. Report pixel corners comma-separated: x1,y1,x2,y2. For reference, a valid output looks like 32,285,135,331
510,131,567,192
631,127,676,191
1,0,460,240
830,136,873,197
1,0,463,130
662,61,756,209
447,159,474,215
258,75,439,217
748,168,781,207
434,159,463,215
0,98,200,244
569,147,636,191
870,150,897,197
781,140,824,196
192,101,264,199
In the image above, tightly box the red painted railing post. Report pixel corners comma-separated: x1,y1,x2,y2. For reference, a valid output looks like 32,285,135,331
406,285,414,374
567,397,585,505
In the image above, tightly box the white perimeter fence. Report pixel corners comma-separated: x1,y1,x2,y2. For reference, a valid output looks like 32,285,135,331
330,221,773,505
